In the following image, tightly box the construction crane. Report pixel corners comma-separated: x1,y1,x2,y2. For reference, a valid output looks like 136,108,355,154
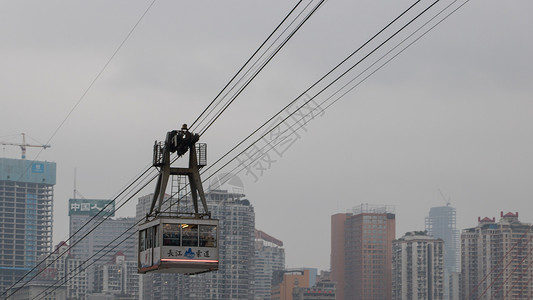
0,133,50,159
438,189,451,206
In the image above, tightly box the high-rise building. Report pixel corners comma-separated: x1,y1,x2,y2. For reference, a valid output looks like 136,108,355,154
254,229,285,300
0,158,56,294
425,205,459,273
68,198,137,294
392,231,445,300
93,251,139,299
461,212,533,300
330,213,349,300
330,204,395,300
425,204,459,299
138,190,255,299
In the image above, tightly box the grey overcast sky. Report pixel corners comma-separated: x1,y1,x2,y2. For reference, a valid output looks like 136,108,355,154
1,0,532,271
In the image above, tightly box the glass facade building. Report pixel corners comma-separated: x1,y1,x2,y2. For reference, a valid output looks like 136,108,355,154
425,205,459,273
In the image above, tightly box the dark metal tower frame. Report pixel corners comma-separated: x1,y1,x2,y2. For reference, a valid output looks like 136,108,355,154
146,127,210,221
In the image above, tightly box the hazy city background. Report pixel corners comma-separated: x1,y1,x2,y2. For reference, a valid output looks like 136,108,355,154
2,0,532,275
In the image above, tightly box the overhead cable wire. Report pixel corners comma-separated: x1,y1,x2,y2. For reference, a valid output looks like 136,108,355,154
196,0,435,174
310,0,472,115
197,0,327,136
206,0,475,197
27,0,158,165
192,2,317,134
191,0,321,134
196,0,432,137
189,0,306,130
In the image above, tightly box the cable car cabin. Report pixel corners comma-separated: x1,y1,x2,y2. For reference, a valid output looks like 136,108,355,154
138,218,219,274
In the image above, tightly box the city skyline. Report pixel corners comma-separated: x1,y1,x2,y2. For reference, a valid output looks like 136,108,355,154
2,155,532,299
3,155,533,274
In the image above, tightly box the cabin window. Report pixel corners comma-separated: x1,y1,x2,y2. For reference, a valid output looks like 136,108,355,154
199,225,217,247
163,224,181,246
147,226,153,249
181,224,198,246
154,225,160,247
139,230,146,251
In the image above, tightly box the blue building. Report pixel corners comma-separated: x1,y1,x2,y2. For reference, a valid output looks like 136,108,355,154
0,157,56,294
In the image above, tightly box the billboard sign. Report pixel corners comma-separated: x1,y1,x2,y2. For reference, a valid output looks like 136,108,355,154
68,199,115,217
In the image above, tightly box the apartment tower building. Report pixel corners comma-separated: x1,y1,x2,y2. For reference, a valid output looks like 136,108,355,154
461,212,533,299
331,204,396,300
392,231,445,300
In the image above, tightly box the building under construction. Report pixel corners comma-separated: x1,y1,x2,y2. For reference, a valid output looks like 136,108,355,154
0,157,56,294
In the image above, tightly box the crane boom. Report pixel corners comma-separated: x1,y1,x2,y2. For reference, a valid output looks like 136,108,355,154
0,133,50,159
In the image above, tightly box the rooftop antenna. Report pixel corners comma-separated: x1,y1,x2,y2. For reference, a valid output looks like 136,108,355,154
73,168,86,199
438,189,451,206
74,168,77,199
